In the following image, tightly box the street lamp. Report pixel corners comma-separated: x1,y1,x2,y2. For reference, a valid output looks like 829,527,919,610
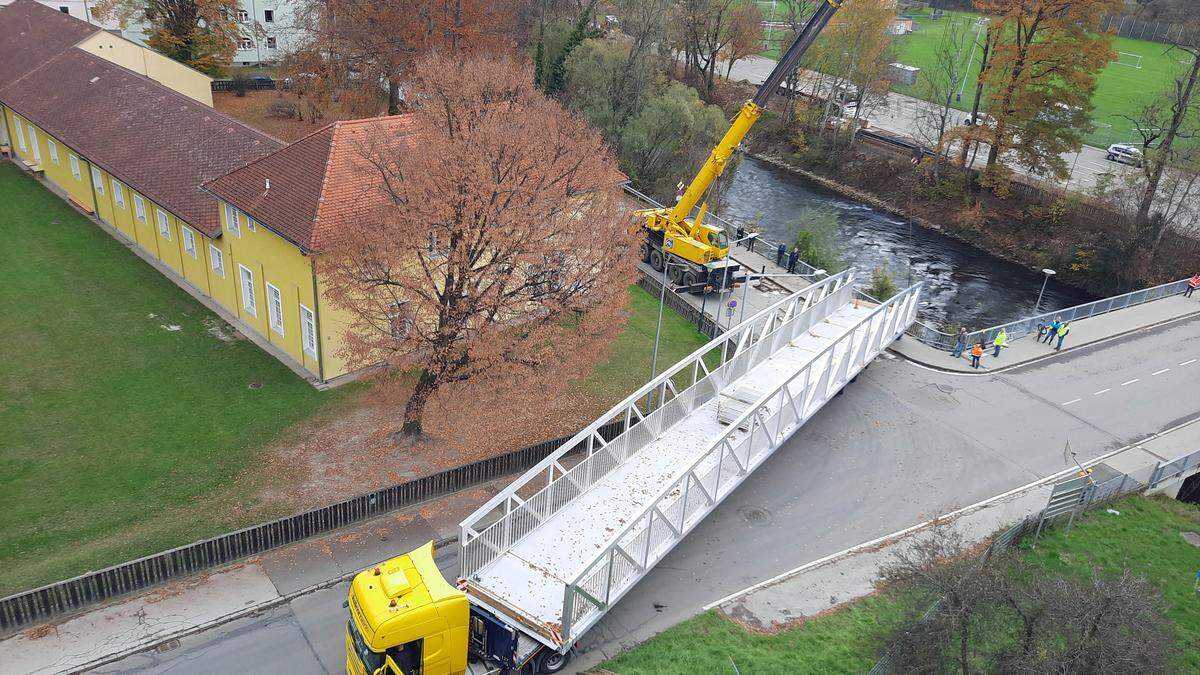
1035,268,1056,315
649,258,689,395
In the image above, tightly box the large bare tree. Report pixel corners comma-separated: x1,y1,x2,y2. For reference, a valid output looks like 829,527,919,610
94,0,241,76
321,53,638,438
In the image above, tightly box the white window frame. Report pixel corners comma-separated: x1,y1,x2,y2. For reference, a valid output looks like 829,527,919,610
239,37,253,49
300,304,317,359
266,36,277,49
112,180,125,208
28,127,39,162
14,118,26,152
209,244,225,277
237,9,249,22
239,265,257,316
182,226,197,258
134,194,146,222
48,139,59,165
266,283,284,336
264,9,274,23
156,209,171,240
225,203,241,237
91,166,104,194
69,154,80,180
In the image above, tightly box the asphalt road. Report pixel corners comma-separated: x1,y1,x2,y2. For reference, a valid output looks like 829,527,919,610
98,314,1200,674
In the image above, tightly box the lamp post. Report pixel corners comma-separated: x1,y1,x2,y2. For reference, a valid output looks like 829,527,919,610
649,258,691,409
1035,268,1056,315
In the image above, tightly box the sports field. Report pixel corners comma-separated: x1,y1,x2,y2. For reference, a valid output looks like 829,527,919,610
757,4,1191,148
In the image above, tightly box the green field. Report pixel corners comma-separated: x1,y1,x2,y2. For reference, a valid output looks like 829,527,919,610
0,162,709,595
602,495,1200,672
757,4,1190,148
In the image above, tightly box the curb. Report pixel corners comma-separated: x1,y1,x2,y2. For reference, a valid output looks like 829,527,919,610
889,307,1200,376
62,536,457,675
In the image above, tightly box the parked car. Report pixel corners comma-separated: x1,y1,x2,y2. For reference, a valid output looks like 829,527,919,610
1105,143,1143,167
962,113,996,128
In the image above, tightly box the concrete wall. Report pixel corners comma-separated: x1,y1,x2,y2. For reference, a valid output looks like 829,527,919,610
77,32,213,106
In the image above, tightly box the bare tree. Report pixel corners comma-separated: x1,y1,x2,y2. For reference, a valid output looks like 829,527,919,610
721,2,764,80
913,14,973,177
321,53,638,438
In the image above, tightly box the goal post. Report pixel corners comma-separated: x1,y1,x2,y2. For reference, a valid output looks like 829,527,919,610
1115,52,1143,69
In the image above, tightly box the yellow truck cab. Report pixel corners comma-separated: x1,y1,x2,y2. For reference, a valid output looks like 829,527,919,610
346,542,568,675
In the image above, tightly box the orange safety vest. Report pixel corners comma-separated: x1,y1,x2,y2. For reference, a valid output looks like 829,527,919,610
1190,275,1200,289
971,344,984,357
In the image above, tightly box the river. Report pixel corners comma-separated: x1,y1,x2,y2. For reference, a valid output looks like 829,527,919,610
718,157,1096,330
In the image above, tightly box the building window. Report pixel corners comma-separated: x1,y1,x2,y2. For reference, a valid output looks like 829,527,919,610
244,214,255,232
113,181,125,208
182,226,197,257
91,166,104,194
48,140,59,164
69,154,80,180
266,36,277,49
300,305,317,358
134,195,146,222
14,118,26,152
58,6,69,14
210,245,225,277
156,209,171,240
28,127,39,162
264,9,274,22
237,9,249,22
225,203,241,237
239,265,257,316
266,283,284,336
239,37,253,49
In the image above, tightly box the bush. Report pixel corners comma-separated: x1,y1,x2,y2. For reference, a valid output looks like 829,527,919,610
866,267,898,300
791,206,842,273
231,73,251,98
267,98,300,119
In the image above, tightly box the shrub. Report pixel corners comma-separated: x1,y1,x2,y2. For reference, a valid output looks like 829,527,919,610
267,98,300,119
866,267,898,300
231,73,251,98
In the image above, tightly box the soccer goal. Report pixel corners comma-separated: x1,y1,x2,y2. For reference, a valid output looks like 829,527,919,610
1115,52,1143,69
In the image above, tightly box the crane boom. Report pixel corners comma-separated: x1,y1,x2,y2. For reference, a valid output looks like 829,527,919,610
670,0,845,224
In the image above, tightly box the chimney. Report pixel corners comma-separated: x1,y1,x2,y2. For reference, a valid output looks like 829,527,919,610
264,178,271,191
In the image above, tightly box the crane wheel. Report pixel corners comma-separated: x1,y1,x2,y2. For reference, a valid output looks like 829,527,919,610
640,242,652,263
669,265,685,284
682,271,698,288
649,250,664,272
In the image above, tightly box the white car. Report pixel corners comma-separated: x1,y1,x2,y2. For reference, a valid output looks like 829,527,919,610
1106,143,1143,167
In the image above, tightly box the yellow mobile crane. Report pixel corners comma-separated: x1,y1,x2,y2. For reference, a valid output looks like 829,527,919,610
640,0,845,293
345,5,846,675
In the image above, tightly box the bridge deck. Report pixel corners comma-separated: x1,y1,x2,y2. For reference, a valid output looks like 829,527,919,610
468,301,872,633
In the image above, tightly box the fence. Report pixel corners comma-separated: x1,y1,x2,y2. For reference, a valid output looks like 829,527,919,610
869,444,1199,673
1099,15,1199,46
907,277,1194,351
0,419,624,634
211,78,277,92
636,271,722,338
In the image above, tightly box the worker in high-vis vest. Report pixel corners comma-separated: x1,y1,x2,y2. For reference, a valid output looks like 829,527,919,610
1186,274,1200,299
992,328,1008,357
1055,322,1071,351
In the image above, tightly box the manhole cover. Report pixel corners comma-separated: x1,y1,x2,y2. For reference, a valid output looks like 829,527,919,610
1182,531,1200,547
738,506,773,525
248,382,263,390
155,639,181,653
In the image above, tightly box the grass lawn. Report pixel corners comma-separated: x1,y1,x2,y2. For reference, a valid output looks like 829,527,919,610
0,163,711,596
601,495,1200,672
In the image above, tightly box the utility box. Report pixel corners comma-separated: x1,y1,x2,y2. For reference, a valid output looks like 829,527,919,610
887,63,920,86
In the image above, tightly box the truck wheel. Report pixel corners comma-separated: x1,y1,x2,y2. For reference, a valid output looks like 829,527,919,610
682,271,698,288
669,265,684,284
640,242,652,263
649,250,664,272
537,650,571,674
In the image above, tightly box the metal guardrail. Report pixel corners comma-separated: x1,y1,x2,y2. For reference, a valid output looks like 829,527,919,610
458,271,857,581
561,280,923,643
1149,448,1200,489
909,277,1194,351
0,421,622,634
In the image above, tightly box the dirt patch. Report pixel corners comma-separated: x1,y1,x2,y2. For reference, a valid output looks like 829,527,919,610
213,91,368,142
203,317,243,343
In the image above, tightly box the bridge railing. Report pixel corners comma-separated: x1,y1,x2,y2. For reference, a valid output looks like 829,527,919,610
560,282,923,642
909,277,1194,351
458,270,856,580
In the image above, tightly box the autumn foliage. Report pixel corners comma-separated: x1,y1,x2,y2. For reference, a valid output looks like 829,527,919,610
320,53,638,438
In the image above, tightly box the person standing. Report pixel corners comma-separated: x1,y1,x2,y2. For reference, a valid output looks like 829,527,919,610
992,328,1007,357
952,327,968,358
776,243,787,267
970,341,984,368
1055,321,1071,351
1185,274,1200,298
1036,320,1047,342
736,225,746,247
787,248,799,274
1043,317,1062,344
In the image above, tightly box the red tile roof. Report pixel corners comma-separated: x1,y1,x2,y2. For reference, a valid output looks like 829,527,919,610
0,0,97,90
204,116,419,251
0,49,283,236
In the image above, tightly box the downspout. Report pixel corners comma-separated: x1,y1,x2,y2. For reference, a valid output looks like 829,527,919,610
309,257,326,383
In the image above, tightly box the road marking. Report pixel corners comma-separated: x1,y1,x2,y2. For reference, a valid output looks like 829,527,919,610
1152,368,1170,376
1120,379,1139,386
1181,359,1197,366
1093,388,1110,395
1063,398,1081,406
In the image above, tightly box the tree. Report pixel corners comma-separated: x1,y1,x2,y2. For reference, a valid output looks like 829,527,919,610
93,0,241,76
1123,24,1200,244
867,266,898,300
721,2,764,80
675,0,742,94
973,0,1121,179
320,53,637,438
913,14,973,177
790,206,842,272
804,0,896,142
543,1,600,95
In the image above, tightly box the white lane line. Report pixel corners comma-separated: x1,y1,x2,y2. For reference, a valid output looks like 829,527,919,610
1180,359,1197,366
1121,379,1140,386
1152,368,1170,376
1062,398,1081,406
1094,388,1111,396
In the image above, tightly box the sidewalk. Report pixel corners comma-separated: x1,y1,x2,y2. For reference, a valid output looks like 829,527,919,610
0,484,500,675
891,295,1200,373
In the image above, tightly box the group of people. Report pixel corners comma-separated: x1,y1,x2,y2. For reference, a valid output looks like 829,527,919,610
775,243,802,274
951,327,1009,369
1037,317,1072,351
